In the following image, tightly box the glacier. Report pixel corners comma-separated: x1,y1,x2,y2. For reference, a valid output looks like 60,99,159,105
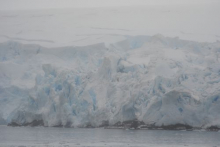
0,35,220,129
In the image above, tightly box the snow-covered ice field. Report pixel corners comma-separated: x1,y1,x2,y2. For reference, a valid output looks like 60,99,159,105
0,3,220,48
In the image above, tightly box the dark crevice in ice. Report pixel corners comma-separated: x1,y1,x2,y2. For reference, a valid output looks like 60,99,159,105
8,120,44,127
7,119,220,131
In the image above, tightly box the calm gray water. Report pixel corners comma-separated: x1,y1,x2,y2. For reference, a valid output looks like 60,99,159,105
0,125,220,147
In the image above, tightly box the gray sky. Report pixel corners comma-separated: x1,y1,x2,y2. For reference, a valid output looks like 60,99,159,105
0,0,219,10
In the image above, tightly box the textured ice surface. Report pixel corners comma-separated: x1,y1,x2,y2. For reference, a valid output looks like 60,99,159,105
0,126,220,147
0,34,220,128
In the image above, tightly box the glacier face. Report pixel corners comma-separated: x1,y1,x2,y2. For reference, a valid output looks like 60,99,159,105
1,35,220,128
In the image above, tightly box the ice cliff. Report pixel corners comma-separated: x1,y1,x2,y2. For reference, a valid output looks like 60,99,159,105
1,35,220,129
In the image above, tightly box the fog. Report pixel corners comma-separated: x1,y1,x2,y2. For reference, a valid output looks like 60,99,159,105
0,0,219,10
1,1,220,146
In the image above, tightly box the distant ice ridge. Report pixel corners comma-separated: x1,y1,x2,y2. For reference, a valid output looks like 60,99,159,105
0,34,220,128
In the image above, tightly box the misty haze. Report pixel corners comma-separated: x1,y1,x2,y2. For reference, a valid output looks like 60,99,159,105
0,0,220,147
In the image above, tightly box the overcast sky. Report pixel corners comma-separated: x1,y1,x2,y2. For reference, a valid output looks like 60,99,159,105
0,0,219,10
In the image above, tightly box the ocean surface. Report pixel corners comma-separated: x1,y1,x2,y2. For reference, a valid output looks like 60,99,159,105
0,125,220,147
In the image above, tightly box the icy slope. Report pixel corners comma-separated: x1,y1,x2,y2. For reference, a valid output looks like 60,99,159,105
1,35,220,128
1,4,220,48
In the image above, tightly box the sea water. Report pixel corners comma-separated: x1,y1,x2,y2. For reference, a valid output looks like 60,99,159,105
0,126,219,147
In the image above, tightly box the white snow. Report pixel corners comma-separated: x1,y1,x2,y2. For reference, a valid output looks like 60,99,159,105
0,4,220,48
